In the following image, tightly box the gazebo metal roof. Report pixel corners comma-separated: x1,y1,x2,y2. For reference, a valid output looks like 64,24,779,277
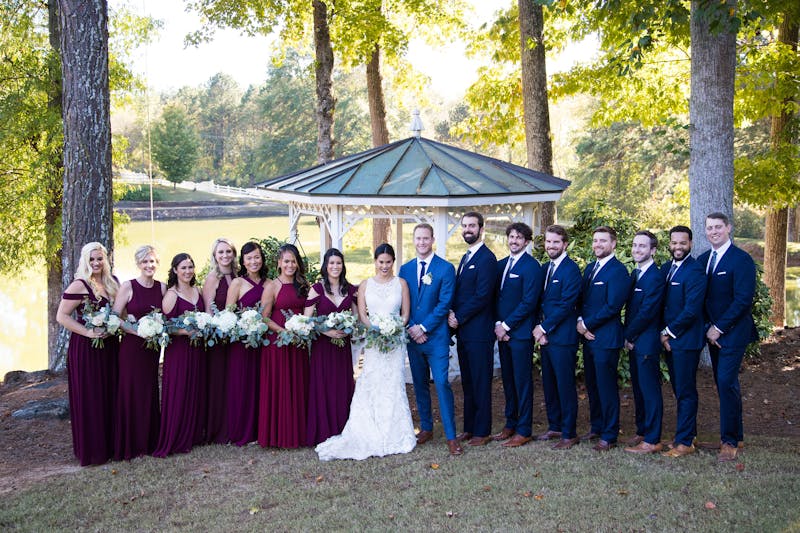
256,136,569,206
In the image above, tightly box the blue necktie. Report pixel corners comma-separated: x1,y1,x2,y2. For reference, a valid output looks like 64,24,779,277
418,260,427,288
667,262,678,282
708,251,717,277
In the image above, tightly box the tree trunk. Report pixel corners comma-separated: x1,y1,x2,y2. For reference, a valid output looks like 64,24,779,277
47,0,68,371
688,0,737,366
59,0,114,325
367,44,391,247
518,0,556,227
313,0,335,164
762,13,799,327
788,206,800,242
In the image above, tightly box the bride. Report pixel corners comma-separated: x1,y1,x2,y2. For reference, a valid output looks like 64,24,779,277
315,243,417,461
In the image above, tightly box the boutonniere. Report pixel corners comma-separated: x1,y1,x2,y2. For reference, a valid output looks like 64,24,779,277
421,272,433,285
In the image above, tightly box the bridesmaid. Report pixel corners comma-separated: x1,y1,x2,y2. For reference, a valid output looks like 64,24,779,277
225,241,269,446
56,242,120,466
304,249,358,446
153,253,206,457
258,243,310,448
112,245,166,460
202,238,237,444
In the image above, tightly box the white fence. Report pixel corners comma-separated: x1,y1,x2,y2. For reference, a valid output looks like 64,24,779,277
116,171,266,200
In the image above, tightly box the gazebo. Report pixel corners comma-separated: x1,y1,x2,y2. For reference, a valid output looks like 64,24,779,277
256,123,570,265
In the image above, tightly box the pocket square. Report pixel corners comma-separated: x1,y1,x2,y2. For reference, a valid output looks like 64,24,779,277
593,281,604,285
716,271,727,275
634,287,643,292
509,273,519,278
468,264,476,269
553,279,560,284
671,281,680,286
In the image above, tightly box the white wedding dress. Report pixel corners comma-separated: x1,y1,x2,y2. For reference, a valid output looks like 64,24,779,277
315,276,417,461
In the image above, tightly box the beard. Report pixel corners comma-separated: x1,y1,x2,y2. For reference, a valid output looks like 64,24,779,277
462,232,479,245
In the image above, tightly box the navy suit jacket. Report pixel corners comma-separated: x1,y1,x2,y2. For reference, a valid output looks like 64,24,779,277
661,256,707,351
495,252,543,341
623,264,665,356
698,244,758,348
399,254,456,347
538,255,581,346
579,256,630,350
452,244,498,342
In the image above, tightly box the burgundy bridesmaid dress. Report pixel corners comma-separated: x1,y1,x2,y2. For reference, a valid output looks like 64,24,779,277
305,283,357,446
63,279,119,466
206,275,230,444
152,296,206,457
258,282,308,448
226,277,265,446
114,279,162,460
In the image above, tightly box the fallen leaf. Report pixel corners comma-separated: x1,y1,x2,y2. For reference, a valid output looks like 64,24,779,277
533,471,541,478
111,469,118,475
523,491,533,498
618,489,629,496
388,514,395,520
430,463,440,470
202,468,210,474
249,507,260,515
446,511,454,518
534,493,545,501
704,501,717,510
316,475,324,482
763,399,770,405
735,463,745,472
483,486,492,492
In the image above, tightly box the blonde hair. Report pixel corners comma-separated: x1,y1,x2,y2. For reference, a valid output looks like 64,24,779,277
134,244,159,266
75,242,119,302
209,237,238,278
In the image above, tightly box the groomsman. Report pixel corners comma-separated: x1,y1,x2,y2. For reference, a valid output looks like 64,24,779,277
622,231,665,454
660,225,706,458
577,226,630,451
448,212,498,446
698,212,757,462
399,223,461,456
534,225,582,449
493,222,543,447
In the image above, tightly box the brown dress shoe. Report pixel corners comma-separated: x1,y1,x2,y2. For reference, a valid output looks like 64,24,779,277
468,436,492,446
447,439,463,456
502,434,533,448
625,434,645,447
661,443,696,457
552,437,580,450
456,432,473,442
416,430,433,445
536,430,562,441
580,431,600,441
492,428,515,441
717,443,739,462
592,439,616,452
624,441,664,454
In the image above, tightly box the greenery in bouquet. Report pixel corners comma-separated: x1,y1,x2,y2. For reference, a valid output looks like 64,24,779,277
169,309,212,347
80,299,123,348
234,306,270,349
135,308,171,351
276,311,317,349
364,313,407,353
206,305,239,347
316,310,359,347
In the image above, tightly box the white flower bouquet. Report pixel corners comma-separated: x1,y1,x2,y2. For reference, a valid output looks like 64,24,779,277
206,305,239,347
135,309,170,351
276,311,317,349
316,310,359,347
364,313,408,353
169,310,211,347
81,300,123,348
234,306,270,349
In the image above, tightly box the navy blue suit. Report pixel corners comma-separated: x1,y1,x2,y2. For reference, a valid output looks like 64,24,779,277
623,263,665,445
579,256,630,443
661,256,706,447
538,255,581,439
452,244,498,437
698,243,757,446
495,252,543,437
399,254,457,440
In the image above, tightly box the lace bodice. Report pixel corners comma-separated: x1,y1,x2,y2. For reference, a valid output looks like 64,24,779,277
365,277,402,318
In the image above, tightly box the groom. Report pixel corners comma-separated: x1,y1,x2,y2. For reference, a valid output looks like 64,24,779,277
399,223,460,455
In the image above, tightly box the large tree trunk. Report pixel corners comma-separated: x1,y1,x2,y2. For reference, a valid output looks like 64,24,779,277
788,206,800,242
762,13,799,327
59,0,114,332
367,44,391,247
519,0,556,227
313,0,335,164
47,0,67,371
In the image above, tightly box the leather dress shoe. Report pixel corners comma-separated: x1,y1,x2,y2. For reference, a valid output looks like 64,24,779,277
502,435,533,448
624,441,663,454
447,439,463,456
661,443,695,458
717,443,739,462
492,428,515,441
456,432,473,442
468,436,492,446
552,437,580,450
592,439,616,452
699,440,744,450
580,431,600,441
625,434,645,447
416,430,433,445
536,430,562,441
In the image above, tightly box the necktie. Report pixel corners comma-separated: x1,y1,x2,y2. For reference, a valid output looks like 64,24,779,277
546,261,555,288
501,257,515,290
708,251,717,276
458,250,471,275
633,268,641,281
667,262,678,282
591,261,601,279
418,260,427,288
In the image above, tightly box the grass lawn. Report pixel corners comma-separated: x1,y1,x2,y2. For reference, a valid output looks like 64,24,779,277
1,435,798,531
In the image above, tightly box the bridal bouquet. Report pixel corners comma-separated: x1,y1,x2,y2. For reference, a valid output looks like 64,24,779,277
316,310,359,347
365,313,408,353
234,307,270,349
81,300,123,348
276,311,317,349
169,310,212,347
135,309,170,351
206,305,239,347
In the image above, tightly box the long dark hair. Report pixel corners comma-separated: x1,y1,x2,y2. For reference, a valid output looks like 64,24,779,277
320,248,350,297
167,253,196,289
278,243,309,298
237,241,269,280
374,243,395,260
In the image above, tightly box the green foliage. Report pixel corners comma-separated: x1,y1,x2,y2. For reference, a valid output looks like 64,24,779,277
151,105,200,184
255,236,320,283
119,186,165,202
749,262,774,358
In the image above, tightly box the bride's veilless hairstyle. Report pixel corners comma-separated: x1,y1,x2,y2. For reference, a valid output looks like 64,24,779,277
373,243,395,261
278,243,310,298
321,248,351,297
167,253,196,289
237,241,269,280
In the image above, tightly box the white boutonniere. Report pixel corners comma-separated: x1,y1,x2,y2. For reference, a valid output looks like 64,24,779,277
421,272,433,285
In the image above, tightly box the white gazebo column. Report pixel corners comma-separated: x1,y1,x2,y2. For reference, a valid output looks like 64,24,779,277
395,218,404,267
433,207,449,259
330,205,344,251
523,203,538,236
287,203,300,244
